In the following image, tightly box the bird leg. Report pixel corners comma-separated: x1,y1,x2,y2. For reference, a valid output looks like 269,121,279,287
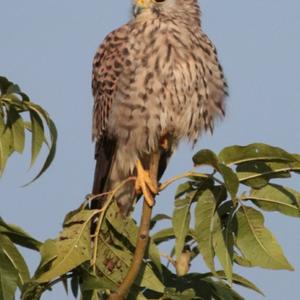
135,159,158,207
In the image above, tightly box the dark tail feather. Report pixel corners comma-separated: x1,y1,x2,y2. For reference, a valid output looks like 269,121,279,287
158,148,173,181
91,135,116,210
91,136,172,213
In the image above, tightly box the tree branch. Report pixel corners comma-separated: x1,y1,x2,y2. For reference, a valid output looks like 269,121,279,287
109,151,160,300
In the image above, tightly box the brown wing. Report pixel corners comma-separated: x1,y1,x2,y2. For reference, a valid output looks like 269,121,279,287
91,23,174,212
91,25,129,208
92,25,130,141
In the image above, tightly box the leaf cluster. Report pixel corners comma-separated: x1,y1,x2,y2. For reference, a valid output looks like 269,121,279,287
0,78,299,300
0,218,41,300
171,144,299,279
0,76,57,181
0,76,56,299
18,143,300,300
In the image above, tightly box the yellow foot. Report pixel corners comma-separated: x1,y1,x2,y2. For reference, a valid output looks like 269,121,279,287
135,159,158,207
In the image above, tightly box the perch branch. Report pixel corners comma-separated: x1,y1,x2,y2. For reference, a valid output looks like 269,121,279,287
109,151,160,300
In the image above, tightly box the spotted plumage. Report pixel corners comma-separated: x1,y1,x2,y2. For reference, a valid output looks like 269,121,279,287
92,0,227,215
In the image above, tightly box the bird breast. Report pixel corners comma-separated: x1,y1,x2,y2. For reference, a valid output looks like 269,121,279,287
107,18,225,170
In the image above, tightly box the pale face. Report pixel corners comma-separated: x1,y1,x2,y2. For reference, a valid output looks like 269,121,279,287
133,0,177,16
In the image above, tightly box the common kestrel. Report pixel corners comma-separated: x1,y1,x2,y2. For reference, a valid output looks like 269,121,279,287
91,0,227,215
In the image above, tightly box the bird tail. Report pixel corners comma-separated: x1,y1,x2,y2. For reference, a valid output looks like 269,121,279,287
91,136,116,210
91,136,173,215
91,135,137,216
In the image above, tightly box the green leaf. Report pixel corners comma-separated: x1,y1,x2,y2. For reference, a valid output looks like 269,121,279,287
6,84,21,94
242,184,300,217
193,149,239,200
173,202,191,259
80,272,117,292
203,278,245,300
71,272,79,298
0,218,42,251
6,108,25,154
34,239,58,278
0,116,13,174
0,76,11,92
163,287,200,300
81,290,101,300
152,228,175,245
230,273,264,296
0,234,30,287
173,184,195,259
175,182,194,198
61,275,68,294
0,248,19,300
21,281,44,300
36,210,96,283
219,143,296,165
204,271,264,296
129,291,148,300
29,111,44,167
233,253,253,267
193,149,219,168
80,268,118,292
236,206,293,270
212,214,233,285
0,76,57,181
24,102,57,185
166,273,245,300
194,189,216,275
96,235,164,293
18,92,30,102
150,214,171,230
237,161,299,188
218,163,239,200
106,201,162,275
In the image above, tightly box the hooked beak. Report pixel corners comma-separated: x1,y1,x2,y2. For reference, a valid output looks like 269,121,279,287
133,4,143,17
133,0,148,17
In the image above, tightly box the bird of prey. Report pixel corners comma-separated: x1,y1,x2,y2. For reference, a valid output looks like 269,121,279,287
91,0,227,215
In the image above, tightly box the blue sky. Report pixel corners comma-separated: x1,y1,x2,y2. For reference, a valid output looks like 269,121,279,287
1,0,300,299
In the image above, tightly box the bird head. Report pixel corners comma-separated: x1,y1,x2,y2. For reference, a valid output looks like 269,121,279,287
133,0,174,17
133,0,199,19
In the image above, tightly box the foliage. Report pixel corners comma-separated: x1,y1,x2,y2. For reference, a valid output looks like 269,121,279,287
1,78,300,300
0,76,56,299
0,76,57,181
16,144,300,299
0,218,41,300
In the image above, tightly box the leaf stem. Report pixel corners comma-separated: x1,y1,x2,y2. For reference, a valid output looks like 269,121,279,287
159,171,210,191
43,273,73,293
160,170,224,191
